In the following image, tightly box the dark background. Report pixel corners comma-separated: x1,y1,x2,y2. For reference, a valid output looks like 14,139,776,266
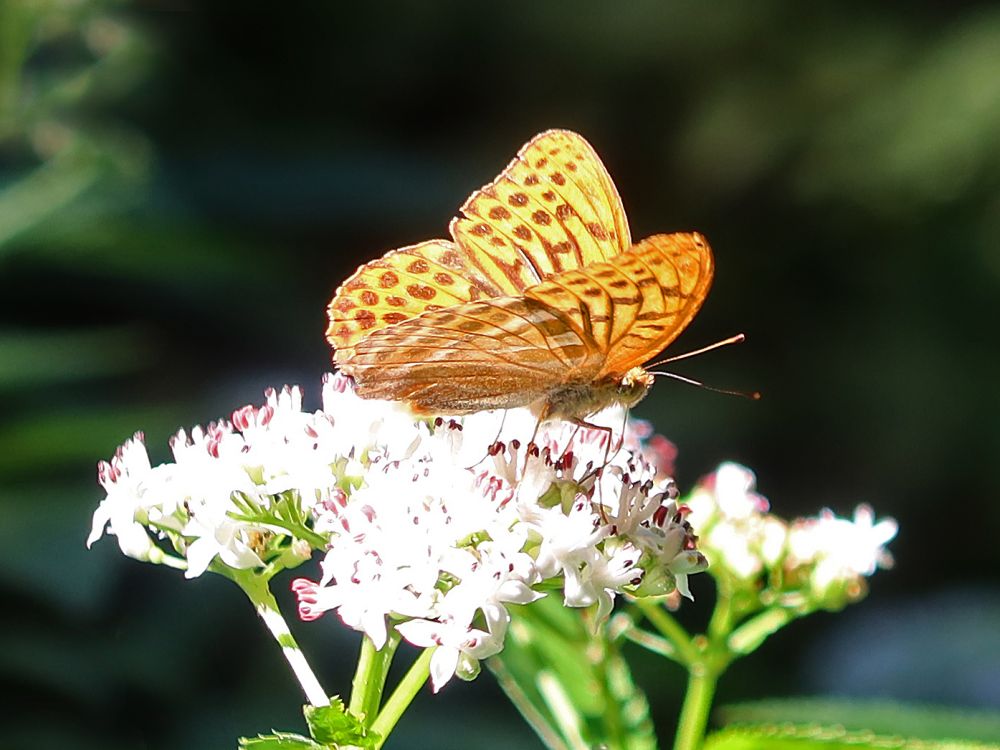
1,2,998,748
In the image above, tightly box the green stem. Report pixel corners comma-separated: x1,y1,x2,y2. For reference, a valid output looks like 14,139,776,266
488,657,571,750
672,663,718,750
633,600,698,665
146,545,187,570
591,630,624,747
598,635,658,750
227,568,329,707
537,671,589,749
728,606,798,657
370,647,435,748
349,632,400,724
619,623,682,662
707,578,735,642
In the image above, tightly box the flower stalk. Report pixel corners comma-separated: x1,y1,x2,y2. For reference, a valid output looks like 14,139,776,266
369,647,435,748
227,567,330,708
350,632,400,723
673,663,719,750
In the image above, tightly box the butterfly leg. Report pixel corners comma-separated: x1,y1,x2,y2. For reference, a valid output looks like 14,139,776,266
614,407,630,460
528,414,544,449
569,418,621,469
569,418,621,523
464,410,509,470
556,423,583,467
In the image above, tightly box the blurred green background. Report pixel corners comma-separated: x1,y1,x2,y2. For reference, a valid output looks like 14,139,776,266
1,2,998,748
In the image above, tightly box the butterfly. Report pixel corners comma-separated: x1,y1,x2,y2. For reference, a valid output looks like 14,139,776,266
327,129,714,425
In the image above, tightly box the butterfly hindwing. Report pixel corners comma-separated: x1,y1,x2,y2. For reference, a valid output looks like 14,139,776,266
339,296,604,414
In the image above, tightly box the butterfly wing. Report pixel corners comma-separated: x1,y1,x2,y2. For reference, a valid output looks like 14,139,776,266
450,129,631,284
337,296,603,414
523,232,714,377
329,132,710,416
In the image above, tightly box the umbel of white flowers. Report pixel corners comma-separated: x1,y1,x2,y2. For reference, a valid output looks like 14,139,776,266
686,462,898,607
88,374,708,690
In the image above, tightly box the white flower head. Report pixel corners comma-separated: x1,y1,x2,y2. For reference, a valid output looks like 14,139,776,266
288,383,708,688
686,462,780,580
90,383,360,577
92,377,709,690
684,462,897,608
787,503,898,600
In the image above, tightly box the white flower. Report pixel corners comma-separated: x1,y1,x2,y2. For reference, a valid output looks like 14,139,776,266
687,462,768,528
623,417,678,480
88,433,159,560
395,616,502,693
788,504,897,597
183,510,265,578
392,543,544,691
706,520,762,578
687,462,781,580
321,372,423,459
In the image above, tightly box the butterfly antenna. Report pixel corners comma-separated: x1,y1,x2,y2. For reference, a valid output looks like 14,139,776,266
648,370,761,400
646,333,747,369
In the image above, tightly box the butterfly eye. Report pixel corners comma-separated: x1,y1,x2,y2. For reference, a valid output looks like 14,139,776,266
616,368,654,406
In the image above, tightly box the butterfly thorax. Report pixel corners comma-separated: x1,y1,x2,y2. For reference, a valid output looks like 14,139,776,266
539,366,655,422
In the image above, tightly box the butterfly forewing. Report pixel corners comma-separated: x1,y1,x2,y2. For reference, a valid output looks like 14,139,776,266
513,129,632,258
521,232,713,377
601,233,714,375
328,131,634,358
451,130,631,284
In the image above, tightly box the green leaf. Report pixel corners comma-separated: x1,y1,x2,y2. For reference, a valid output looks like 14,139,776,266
704,724,999,750
304,697,378,749
490,597,656,750
0,403,185,477
717,698,1000,744
239,731,325,750
0,143,106,251
229,490,327,550
238,700,380,750
0,326,155,390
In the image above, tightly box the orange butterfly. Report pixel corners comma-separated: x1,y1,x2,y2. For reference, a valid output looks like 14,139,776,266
327,130,714,424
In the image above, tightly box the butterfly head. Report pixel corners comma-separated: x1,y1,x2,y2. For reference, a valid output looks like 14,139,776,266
617,367,655,408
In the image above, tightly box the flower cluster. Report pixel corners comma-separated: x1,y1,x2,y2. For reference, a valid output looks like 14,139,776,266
89,384,342,576
89,374,706,690
686,462,897,608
